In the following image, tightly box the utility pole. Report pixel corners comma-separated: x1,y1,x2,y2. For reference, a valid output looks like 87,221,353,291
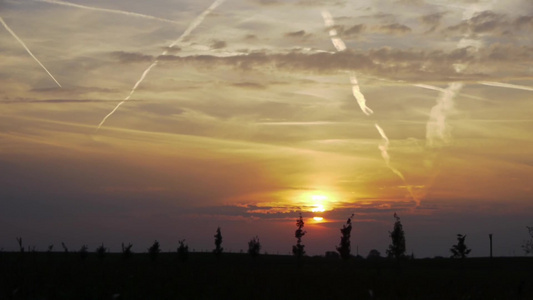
489,234,493,258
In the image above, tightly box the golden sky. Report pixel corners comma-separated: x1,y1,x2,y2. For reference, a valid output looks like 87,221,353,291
0,0,532,257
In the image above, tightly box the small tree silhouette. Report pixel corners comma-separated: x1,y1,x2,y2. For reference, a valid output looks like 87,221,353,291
292,213,307,258
16,237,24,253
367,249,382,260
79,245,89,260
148,240,161,262
522,226,533,255
450,234,471,259
248,236,261,258
122,243,133,259
61,242,69,253
177,239,189,262
336,214,354,259
386,213,406,259
213,227,223,258
96,243,107,260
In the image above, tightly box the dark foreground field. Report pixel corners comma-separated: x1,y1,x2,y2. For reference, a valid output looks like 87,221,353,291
1,252,532,300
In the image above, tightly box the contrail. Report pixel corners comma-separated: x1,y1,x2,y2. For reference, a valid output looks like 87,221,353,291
479,81,533,92
321,10,409,194
35,0,180,25
349,72,374,116
375,124,406,181
0,17,61,87
426,82,463,147
96,0,226,132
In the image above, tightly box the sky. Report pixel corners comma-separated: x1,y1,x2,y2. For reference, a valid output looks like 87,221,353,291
0,0,532,258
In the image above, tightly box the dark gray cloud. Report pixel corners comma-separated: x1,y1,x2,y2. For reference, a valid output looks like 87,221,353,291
443,11,533,36
285,30,306,37
210,40,227,49
231,82,266,89
376,23,412,35
110,43,533,82
110,51,153,64
420,12,446,33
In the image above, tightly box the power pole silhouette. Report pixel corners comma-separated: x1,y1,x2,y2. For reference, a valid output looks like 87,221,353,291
489,234,493,258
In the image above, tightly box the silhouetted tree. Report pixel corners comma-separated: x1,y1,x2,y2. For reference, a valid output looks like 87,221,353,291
248,236,261,258
61,242,69,253
213,227,223,258
450,234,471,259
122,243,133,259
16,237,24,253
79,245,89,260
336,214,354,259
292,213,307,258
178,239,189,262
148,240,161,261
386,213,406,259
367,249,382,260
522,226,533,255
47,244,54,253
96,243,107,260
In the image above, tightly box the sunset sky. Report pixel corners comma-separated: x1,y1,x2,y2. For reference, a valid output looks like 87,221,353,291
1,0,532,257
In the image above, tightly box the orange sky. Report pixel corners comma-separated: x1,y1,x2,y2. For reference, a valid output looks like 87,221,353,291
0,0,532,257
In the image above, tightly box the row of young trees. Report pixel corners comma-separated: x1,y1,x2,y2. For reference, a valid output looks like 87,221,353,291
11,216,533,260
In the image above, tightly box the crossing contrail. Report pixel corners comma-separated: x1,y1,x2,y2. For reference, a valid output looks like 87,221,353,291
35,0,180,25
0,17,61,87
479,81,533,92
321,10,410,195
96,0,226,132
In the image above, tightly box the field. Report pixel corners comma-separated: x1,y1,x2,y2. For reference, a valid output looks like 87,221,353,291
1,252,532,299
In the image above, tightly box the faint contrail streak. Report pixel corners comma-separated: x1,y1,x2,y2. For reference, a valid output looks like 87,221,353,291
0,17,62,87
375,124,405,181
478,81,533,92
426,82,463,147
321,10,410,196
96,0,226,132
350,72,374,116
35,0,180,25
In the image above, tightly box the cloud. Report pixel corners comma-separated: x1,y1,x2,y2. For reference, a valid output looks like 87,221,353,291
375,23,412,35
420,12,446,33
110,43,533,82
285,30,306,37
210,40,227,49
110,51,153,64
443,11,533,36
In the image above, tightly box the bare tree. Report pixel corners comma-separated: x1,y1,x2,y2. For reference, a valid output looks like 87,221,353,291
122,243,133,259
292,213,307,258
336,214,354,259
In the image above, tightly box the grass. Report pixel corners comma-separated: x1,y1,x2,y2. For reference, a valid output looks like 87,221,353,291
0,251,532,299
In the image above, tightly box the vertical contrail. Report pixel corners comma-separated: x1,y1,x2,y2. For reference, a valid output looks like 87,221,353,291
426,82,463,147
425,2,488,148
321,10,411,199
96,0,226,131
0,17,62,87
35,0,180,24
